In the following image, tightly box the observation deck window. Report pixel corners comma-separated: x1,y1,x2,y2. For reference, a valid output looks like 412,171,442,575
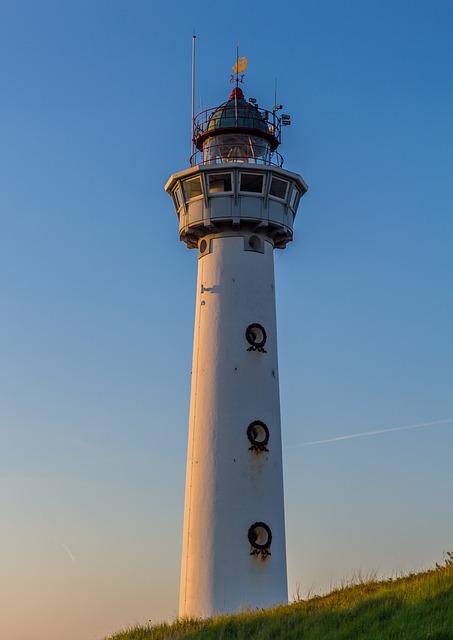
208,172,233,194
173,185,183,209
183,176,203,202
270,177,289,200
239,173,264,194
289,186,300,211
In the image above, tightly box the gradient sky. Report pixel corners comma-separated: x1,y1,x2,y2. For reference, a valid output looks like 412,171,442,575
1,1,453,639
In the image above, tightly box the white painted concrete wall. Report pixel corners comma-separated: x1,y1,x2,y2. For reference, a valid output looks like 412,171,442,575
179,232,287,618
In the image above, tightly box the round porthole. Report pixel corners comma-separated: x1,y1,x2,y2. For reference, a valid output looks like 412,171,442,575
247,421,269,451
248,522,272,551
245,323,267,349
199,239,208,254
248,235,262,251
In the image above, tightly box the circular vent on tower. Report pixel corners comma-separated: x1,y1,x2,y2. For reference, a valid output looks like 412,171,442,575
247,421,269,452
245,323,267,351
248,522,272,556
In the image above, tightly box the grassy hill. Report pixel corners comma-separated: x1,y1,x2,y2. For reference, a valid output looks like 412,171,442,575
103,556,453,640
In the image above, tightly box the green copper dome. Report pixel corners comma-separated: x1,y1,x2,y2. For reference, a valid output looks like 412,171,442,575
206,87,269,134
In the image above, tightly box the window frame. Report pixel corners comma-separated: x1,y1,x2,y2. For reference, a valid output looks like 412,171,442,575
207,171,234,195
238,172,265,195
182,175,203,203
173,184,184,210
289,185,301,211
269,176,289,201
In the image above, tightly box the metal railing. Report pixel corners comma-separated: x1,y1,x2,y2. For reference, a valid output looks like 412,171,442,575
190,145,284,168
193,104,282,143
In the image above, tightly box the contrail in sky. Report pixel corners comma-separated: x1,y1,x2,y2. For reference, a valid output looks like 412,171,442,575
39,517,78,566
60,542,77,566
288,418,453,448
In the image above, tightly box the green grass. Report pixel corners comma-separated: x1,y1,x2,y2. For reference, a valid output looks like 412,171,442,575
103,559,453,640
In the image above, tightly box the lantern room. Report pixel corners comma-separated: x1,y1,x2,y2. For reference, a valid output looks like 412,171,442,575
192,87,284,167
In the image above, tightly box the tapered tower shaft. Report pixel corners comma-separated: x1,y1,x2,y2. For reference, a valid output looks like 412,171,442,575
180,231,286,616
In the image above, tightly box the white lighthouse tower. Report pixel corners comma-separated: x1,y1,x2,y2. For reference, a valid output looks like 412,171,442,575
165,62,308,619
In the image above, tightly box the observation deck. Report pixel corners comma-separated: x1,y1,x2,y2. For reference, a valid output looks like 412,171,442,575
165,163,307,249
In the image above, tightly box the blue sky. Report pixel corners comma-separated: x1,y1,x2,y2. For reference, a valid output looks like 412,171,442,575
1,1,453,639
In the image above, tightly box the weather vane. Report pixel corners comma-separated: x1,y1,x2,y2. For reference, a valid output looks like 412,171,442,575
231,45,248,85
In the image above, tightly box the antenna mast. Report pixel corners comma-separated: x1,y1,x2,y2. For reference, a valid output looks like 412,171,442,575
234,42,239,124
191,34,196,164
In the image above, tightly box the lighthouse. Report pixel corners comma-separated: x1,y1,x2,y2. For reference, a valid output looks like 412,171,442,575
165,61,308,618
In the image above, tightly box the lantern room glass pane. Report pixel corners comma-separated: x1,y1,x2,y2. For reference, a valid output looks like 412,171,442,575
239,173,264,193
208,173,232,193
270,177,289,200
203,134,270,164
183,176,203,201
